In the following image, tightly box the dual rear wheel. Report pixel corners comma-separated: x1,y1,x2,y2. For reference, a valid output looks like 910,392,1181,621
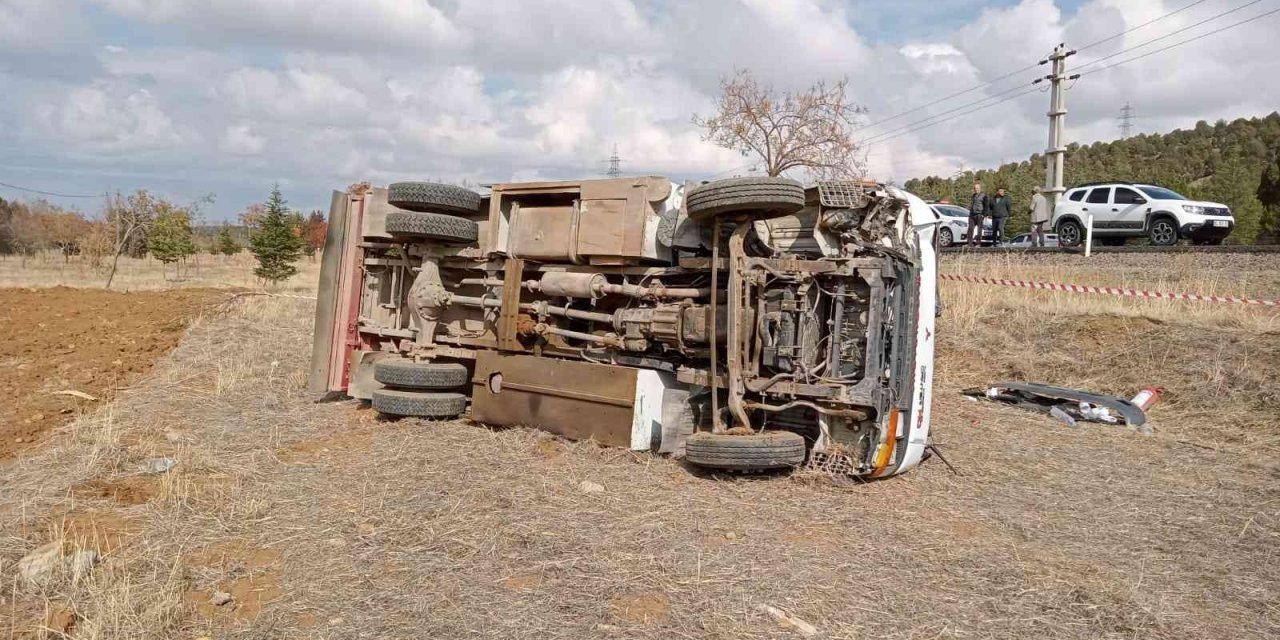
383,182,482,244
371,359,469,419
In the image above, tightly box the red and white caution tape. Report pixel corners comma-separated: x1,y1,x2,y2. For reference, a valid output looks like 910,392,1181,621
940,273,1279,307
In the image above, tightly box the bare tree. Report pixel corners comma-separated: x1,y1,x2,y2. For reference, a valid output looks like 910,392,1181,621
693,69,866,180
103,191,158,289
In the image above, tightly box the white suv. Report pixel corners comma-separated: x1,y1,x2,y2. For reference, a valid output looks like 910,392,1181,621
1052,182,1234,247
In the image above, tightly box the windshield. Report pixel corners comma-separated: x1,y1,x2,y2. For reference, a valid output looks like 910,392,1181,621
1138,185,1187,201
932,205,968,218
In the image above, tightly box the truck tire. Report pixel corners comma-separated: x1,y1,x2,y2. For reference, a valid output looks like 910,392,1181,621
372,389,467,419
385,211,479,243
387,182,482,216
684,431,806,471
685,177,805,221
374,360,469,390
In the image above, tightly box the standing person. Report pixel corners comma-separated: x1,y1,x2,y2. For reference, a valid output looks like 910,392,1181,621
967,182,987,247
989,187,1012,246
1029,185,1051,247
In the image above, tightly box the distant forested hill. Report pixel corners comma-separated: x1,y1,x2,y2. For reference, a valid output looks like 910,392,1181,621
904,112,1280,243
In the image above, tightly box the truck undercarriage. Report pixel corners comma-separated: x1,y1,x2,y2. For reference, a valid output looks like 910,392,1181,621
310,176,937,479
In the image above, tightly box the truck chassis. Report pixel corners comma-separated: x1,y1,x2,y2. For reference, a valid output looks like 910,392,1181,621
310,176,937,478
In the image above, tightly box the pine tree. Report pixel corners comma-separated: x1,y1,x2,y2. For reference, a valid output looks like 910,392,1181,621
217,225,242,257
149,210,197,279
249,185,303,284
1257,151,1280,243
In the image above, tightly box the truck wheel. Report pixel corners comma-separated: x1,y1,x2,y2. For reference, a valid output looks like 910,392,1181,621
685,177,805,221
684,431,806,471
1056,219,1083,247
387,182,482,216
372,389,467,419
374,360,469,390
385,211,478,243
1148,217,1179,246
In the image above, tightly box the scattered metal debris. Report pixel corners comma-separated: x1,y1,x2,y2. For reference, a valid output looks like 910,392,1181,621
963,381,1149,427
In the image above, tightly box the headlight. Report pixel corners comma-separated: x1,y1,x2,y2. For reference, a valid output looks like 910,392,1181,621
1183,205,1204,214
957,221,969,228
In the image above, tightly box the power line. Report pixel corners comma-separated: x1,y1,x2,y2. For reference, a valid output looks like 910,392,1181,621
863,1,1277,149
0,180,107,199
1076,0,1213,53
1078,5,1280,77
864,85,1043,148
855,0,1216,134
1075,0,1267,73
861,82,1035,145
854,61,1043,132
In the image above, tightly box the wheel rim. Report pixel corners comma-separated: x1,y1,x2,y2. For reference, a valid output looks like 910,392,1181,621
939,228,953,247
1060,224,1080,245
1152,221,1175,245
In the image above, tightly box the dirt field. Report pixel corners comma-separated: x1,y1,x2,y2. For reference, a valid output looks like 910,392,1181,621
0,288,223,459
1,254,1278,639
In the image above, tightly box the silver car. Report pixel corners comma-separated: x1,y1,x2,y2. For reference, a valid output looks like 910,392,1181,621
1007,232,1059,248
929,203,993,247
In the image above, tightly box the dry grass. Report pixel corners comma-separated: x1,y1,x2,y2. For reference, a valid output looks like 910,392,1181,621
1,254,1278,639
942,252,1280,333
939,252,1280,452
0,253,320,294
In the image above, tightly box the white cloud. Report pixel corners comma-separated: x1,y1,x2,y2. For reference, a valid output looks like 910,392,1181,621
33,83,195,154
2,0,1277,216
219,123,265,154
0,0,87,51
898,43,978,78
91,0,468,53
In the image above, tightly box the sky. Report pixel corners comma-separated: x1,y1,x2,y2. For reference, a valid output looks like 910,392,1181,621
0,0,1277,220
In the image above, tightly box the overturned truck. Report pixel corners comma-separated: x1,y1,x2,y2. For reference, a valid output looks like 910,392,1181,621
310,176,937,478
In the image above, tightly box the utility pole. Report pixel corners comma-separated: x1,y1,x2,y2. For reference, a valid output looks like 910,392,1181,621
1118,102,1135,138
1038,44,1078,209
606,144,622,178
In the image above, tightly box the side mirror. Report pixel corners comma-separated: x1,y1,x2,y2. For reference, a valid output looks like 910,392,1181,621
1133,197,1147,205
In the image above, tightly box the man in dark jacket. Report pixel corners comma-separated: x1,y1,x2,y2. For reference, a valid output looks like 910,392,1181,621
967,182,987,247
989,187,1012,245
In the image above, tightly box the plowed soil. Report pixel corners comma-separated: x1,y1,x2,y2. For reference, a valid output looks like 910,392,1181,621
0,287,219,459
